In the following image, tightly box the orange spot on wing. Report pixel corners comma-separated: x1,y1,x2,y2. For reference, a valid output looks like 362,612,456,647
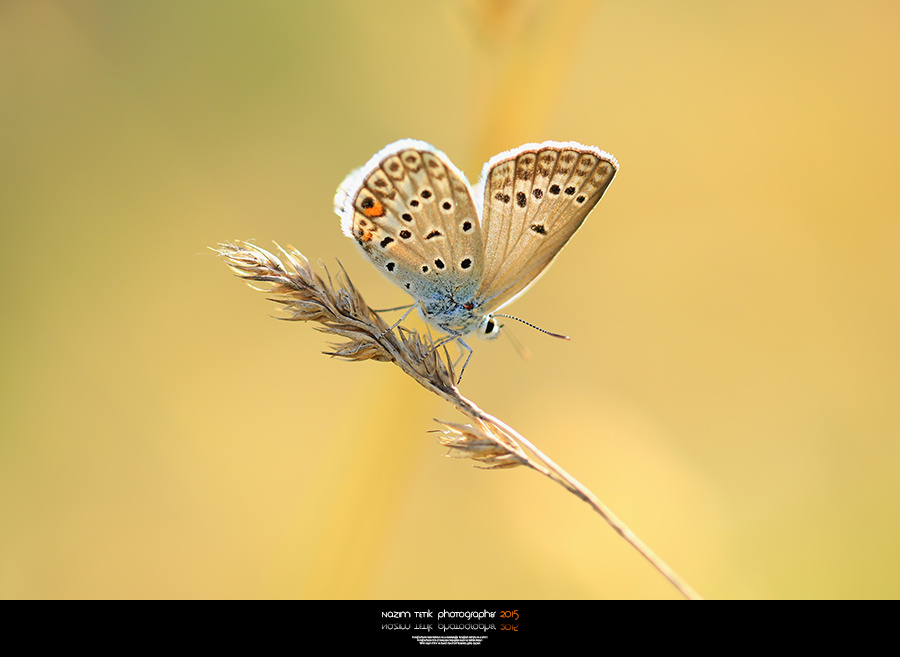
355,225,374,242
362,201,386,218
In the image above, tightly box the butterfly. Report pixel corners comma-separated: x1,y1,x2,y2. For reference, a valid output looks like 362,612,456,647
333,139,618,375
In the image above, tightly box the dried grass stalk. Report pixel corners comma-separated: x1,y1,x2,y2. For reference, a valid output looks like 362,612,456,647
214,240,702,600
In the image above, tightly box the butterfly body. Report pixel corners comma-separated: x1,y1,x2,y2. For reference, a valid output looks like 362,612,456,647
334,139,617,349
421,294,489,337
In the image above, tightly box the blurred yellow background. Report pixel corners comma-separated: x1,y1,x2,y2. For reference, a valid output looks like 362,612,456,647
2,0,898,599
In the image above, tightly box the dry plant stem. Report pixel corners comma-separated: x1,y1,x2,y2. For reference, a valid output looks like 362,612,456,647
215,241,702,600
447,397,703,601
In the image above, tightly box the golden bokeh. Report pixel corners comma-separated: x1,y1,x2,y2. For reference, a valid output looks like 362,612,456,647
2,1,899,599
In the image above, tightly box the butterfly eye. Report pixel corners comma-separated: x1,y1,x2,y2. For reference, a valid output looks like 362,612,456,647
479,316,502,340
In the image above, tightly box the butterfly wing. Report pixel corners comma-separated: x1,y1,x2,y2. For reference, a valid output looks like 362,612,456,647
473,141,618,313
334,139,485,306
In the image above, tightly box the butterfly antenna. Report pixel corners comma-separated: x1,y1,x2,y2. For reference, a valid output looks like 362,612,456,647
492,314,571,340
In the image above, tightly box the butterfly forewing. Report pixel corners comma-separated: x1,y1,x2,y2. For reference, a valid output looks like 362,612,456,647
336,140,484,305
474,142,617,312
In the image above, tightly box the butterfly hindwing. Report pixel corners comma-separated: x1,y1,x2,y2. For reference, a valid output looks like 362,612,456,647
335,139,484,305
474,142,618,313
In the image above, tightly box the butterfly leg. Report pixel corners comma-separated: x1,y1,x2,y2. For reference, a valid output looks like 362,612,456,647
425,332,458,357
454,337,474,384
371,303,415,314
419,332,468,383
375,303,419,339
